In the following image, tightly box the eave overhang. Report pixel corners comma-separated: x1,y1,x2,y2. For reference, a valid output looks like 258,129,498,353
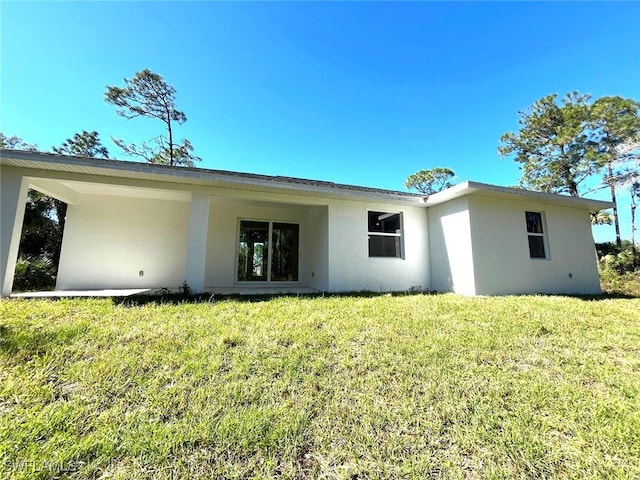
1,150,613,211
0,149,425,205
425,181,614,211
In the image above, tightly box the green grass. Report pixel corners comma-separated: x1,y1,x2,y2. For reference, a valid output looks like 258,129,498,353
1,294,639,479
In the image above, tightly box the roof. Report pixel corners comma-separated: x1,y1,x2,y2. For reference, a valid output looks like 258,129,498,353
0,149,424,204
426,180,614,211
1,149,613,210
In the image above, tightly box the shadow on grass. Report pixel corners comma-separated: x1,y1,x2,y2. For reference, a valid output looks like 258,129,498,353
110,287,640,307
0,323,85,358
112,290,437,307
571,291,640,301
7,289,637,307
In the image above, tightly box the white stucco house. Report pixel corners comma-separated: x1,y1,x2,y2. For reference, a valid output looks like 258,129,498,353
1,149,612,297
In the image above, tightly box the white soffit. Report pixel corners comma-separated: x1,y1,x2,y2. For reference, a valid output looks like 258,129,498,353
58,180,191,201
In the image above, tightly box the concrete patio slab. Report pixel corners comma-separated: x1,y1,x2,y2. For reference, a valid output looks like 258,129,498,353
11,289,152,298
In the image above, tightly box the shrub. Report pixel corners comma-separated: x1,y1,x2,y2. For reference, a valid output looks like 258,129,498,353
596,241,639,274
12,256,56,292
600,266,640,296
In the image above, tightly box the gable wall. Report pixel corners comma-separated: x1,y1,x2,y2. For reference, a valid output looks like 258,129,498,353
467,195,601,295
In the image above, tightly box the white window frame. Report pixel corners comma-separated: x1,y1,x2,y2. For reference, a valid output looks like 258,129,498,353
525,211,550,260
235,218,301,284
367,210,404,259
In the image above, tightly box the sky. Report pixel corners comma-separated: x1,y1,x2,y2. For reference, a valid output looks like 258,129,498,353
1,1,639,242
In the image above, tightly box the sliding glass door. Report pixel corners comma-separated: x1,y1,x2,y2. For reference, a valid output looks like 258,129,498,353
238,221,269,281
237,220,299,282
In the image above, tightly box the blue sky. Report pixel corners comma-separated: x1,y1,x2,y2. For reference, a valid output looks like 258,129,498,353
2,1,639,242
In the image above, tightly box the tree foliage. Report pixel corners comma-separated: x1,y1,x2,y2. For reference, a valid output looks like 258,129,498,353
52,130,109,158
591,210,613,226
19,190,62,261
50,130,110,233
12,186,61,291
0,133,38,151
405,167,456,195
105,69,200,167
12,256,56,292
630,180,640,249
500,93,640,246
590,97,640,169
499,93,597,197
588,96,640,245
597,241,639,274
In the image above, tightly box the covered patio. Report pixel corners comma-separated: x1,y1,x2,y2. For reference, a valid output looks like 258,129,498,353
1,151,330,297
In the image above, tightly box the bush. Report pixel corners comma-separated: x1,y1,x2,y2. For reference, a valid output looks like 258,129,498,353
600,266,640,297
596,242,639,296
12,256,56,292
596,241,639,274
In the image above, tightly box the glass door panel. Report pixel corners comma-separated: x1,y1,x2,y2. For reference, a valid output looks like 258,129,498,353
271,223,299,281
237,220,299,282
238,221,269,281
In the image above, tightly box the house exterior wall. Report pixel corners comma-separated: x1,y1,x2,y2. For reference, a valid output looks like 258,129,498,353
327,199,429,292
427,197,476,295
57,194,190,290
1,157,607,297
204,199,315,288
306,206,329,291
467,196,601,295
204,196,426,293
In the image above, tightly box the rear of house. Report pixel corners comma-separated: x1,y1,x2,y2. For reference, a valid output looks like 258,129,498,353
0,150,610,297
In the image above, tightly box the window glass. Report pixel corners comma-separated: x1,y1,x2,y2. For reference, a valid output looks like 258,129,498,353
528,236,546,259
525,211,546,259
238,221,269,281
526,211,544,233
368,211,401,234
368,235,402,258
368,211,403,258
271,223,299,281
238,220,299,282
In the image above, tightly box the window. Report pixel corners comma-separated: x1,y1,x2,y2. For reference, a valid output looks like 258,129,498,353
368,211,403,258
237,220,299,282
525,211,547,259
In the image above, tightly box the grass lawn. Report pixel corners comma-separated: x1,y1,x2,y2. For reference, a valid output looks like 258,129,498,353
1,294,639,479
